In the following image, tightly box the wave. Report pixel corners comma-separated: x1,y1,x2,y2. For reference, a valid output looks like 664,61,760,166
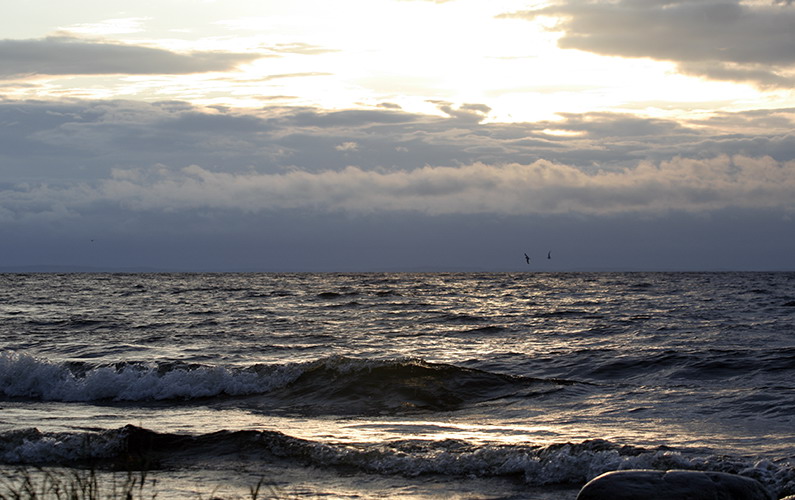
0,354,572,413
571,347,795,383
0,352,303,403
255,356,572,414
1,426,792,496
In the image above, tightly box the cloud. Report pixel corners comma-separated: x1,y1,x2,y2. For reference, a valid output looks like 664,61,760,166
1,98,793,271
0,36,260,78
2,99,794,189
436,102,492,123
3,156,794,223
502,0,795,88
335,141,359,151
266,42,339,56
58,17,150,36
1,98,794,220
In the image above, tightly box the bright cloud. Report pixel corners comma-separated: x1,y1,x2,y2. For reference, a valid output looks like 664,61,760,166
4,0,792,121
3,156,794,223
58,17,151,36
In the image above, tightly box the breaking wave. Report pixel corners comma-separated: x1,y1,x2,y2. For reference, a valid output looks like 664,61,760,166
0,353,572,413
1,426,792,497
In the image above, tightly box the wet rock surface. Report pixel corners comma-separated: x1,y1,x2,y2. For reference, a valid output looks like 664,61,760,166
576,469,773,500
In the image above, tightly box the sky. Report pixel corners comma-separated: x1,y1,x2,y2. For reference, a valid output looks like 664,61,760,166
1,0,794,272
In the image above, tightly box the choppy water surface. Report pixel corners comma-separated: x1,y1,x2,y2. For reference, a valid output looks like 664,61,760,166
1,272,793,498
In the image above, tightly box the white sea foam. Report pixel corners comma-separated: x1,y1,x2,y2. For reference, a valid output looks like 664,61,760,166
0,428,122,464
289,439,794,495
0,352,302,401
5,426,791,497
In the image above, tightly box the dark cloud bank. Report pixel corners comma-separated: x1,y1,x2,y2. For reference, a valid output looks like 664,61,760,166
1,98,794,271
503,0,795,88
0,36,258,77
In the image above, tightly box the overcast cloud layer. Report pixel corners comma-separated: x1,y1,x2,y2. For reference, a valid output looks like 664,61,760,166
2,100,795,217
2,98,794,271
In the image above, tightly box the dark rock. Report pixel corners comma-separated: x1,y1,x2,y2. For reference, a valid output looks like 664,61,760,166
576,469,773,500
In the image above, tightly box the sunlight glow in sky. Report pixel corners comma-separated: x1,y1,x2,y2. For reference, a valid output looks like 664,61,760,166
5,0,791,122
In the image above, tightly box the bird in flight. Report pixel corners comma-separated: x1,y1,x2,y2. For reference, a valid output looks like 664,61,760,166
547,251,551,259
524,253,530,264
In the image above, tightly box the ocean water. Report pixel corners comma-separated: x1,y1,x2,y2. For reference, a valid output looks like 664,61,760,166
0,272,793,499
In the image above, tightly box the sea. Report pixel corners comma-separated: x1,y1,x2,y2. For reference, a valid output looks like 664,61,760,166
0,272,793,499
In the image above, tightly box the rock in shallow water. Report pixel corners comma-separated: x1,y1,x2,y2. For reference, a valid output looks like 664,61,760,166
576,469,773,500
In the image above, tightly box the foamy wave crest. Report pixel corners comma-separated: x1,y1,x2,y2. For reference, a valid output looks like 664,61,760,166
1,426,792,497
0,352,303,401
0,428,124,465
344,439,794,496
0,353,572,409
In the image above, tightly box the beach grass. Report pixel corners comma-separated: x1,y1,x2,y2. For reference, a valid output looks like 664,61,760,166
0,468,282,500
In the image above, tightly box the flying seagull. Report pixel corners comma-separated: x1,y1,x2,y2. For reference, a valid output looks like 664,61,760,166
524,253,530,264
